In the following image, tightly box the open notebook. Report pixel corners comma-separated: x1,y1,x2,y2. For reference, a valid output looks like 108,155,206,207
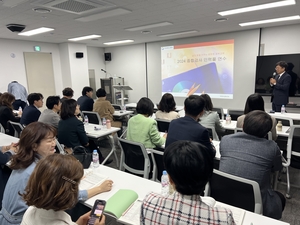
80,171,108,190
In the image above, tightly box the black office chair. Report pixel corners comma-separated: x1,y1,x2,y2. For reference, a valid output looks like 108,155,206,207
0,124,5,133
7,121,24,138
112,104,122,110
212,107,224,120
155,119,170,132
205,126,219,141
118,138,151,179
227,110,244,121
150,149,164,182
207,169,263,214
82,111,101,125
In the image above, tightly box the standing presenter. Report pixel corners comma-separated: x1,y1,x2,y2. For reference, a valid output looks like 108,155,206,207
269,61,291,112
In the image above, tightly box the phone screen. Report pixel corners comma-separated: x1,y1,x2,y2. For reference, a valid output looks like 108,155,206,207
87,199,106,225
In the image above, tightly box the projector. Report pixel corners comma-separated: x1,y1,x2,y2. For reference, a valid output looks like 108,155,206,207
6,24,26,33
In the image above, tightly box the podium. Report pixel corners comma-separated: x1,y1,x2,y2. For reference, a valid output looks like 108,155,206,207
113,85,132,107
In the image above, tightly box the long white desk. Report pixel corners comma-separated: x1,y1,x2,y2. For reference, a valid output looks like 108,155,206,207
84,124,120,165
126,103,184,112
0,133,19,146
269,112,300,121
80,165,289,225
113,110,134,117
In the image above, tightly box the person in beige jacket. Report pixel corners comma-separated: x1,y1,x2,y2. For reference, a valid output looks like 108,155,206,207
93,88,122,128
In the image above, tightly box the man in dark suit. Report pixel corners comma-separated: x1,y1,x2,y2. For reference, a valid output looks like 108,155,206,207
77,86,94,111
20,93,43,126
270,61,291,112
165,95,215,159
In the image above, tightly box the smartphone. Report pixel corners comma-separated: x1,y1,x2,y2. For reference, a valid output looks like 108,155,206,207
87,199,106,225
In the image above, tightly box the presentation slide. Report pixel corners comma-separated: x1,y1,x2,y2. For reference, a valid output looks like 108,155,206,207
161,39,234,99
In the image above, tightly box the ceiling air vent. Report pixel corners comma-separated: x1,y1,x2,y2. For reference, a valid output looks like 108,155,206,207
31,0,116,14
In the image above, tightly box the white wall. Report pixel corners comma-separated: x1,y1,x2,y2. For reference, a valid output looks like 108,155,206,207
0,39,63,95
104,44,147,103
87,47,106,91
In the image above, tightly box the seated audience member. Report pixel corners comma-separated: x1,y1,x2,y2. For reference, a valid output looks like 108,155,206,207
199,94,225,137
0,143,18,210
237,93,277,140
58,99,112,164
127,97,166,149
0,93,21,135
20,93,43,126
0,122,112,225
155,93,180,120
93,88,122,128
21,154,105,225
166,95,215,159
220,110,285,219
38,96,61,128
141,140,235,225
77,86,94,111
61,87,74,103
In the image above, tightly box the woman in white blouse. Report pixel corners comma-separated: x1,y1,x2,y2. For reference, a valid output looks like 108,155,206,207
155,93,180,121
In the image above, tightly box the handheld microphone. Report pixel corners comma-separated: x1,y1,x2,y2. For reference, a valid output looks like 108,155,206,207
273,72,276,77
101,69,107,73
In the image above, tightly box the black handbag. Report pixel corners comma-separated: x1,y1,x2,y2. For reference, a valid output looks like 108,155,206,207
72,146,92,169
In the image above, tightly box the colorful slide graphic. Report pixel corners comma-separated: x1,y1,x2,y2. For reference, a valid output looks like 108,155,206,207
161,39,234,99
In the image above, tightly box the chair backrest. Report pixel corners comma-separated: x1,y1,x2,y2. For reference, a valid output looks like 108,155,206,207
0,123,5,133
155,119,171,132
112,104,122,110
212,107,224,120
118,138,151,179
208,169,263,214
82,111,101,125
227,110,244,121
285,125,300,168
8,121,24,138
205,126,219,141
150,149,164,182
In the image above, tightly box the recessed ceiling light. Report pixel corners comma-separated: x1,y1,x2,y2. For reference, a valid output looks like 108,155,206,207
218,0,295,16
18,27,54,36
239,15,300,26
68,35,101,41
158,30,198,38
103,40,134,45
33,8,52,13
126,22,172,31
215,18,228,22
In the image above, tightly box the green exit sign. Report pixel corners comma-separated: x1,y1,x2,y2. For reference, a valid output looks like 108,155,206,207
34,46,41,52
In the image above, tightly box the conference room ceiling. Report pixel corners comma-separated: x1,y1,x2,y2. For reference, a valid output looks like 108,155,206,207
0,0,299,47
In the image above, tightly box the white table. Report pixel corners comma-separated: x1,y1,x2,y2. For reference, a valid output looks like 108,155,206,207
113,110,134,118
0,133,19,146
222,120,237,130
81,165,289,225
269,112,300,121
84,124,120,165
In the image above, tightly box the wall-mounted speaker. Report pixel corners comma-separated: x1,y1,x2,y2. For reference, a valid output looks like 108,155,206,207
104,52,111,61
76,52,84,58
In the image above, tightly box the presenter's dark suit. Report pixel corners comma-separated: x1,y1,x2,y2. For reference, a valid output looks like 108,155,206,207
20,105,41,125
166,116,216,159
272,72,291,112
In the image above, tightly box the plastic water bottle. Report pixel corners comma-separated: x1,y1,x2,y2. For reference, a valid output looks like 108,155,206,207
281,105,285,114
102,118,107,129
161,170,169,196
225,114,231,124
92,150,99,168
84,115,89,124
